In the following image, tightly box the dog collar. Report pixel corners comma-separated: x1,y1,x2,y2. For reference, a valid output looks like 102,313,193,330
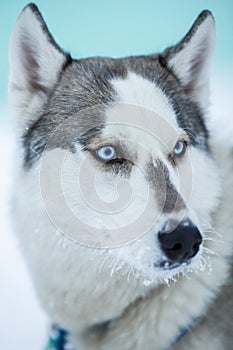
45,317,198,350
45,326,73,350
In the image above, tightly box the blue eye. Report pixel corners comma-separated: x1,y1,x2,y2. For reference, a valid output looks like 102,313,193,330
96,145,116,161
173,140,187,157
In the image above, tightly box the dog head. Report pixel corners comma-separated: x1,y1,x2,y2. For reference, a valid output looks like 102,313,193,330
9,4,221,327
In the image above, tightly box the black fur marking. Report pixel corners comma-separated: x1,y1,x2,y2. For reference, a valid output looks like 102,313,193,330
77,126,105,148
22,9,210,169
146,159,185,213
23,59,126,168
23,54,209,168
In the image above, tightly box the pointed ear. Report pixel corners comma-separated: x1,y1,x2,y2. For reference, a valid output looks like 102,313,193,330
161,10,215,110
9,3,71,122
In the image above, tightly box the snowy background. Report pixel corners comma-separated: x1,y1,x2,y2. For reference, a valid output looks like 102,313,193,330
0,1,232,349
0,115,48,349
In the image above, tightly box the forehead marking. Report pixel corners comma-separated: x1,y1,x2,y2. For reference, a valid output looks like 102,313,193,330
110,71,177,124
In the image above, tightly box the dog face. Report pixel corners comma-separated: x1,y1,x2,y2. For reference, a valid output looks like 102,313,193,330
9,4,221,326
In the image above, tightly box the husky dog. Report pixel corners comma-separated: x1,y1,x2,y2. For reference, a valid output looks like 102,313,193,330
9,3,233,350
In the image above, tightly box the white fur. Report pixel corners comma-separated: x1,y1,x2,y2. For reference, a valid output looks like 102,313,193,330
167,14,216,110
8,5,67,130
9,7,233,350
11,71,232,349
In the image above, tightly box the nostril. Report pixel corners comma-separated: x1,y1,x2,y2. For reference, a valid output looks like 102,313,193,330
193,242,198,252
192,241,201,256
172,243,183,251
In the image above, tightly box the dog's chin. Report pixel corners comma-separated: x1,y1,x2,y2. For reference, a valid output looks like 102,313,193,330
139,254,203,286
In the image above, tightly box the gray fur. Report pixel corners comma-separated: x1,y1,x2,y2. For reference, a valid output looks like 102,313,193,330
163,10,213,94
10,4,233,350
22,10,209,169
17,3,71,96
146,159,185,213
174,267,233,350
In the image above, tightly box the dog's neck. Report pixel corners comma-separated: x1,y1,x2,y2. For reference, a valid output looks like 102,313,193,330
45,316,199,350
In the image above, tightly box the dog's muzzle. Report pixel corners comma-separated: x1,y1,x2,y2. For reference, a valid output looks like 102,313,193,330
158,219,202,264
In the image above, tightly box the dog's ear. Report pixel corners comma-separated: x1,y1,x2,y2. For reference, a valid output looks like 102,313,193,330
161,10,215,110
9,3,71,123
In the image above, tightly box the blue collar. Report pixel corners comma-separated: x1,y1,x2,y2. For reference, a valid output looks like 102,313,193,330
45,326,73,350
46,317,198,350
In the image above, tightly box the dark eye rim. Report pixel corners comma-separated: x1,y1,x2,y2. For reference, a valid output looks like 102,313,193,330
104,158,129,166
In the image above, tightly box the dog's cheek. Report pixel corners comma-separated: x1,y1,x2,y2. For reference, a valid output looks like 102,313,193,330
187,148,221,219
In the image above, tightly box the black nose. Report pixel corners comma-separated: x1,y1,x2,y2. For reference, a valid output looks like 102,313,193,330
158,219,202,263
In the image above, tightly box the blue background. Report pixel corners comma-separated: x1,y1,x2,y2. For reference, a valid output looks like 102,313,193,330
0,0,233,109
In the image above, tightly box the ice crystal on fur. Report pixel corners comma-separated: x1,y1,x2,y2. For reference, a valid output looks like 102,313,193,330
9,5,233,350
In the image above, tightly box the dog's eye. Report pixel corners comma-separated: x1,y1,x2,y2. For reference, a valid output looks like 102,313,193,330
173,140,187,158
96,145,116,161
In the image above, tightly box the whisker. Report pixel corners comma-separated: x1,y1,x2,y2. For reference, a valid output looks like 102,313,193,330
202,246,219,256
202,236,223,244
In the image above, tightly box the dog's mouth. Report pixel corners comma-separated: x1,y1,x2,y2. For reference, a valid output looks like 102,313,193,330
154,259,192,271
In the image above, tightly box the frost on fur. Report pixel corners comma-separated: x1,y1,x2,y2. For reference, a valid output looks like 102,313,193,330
9,5,233,350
